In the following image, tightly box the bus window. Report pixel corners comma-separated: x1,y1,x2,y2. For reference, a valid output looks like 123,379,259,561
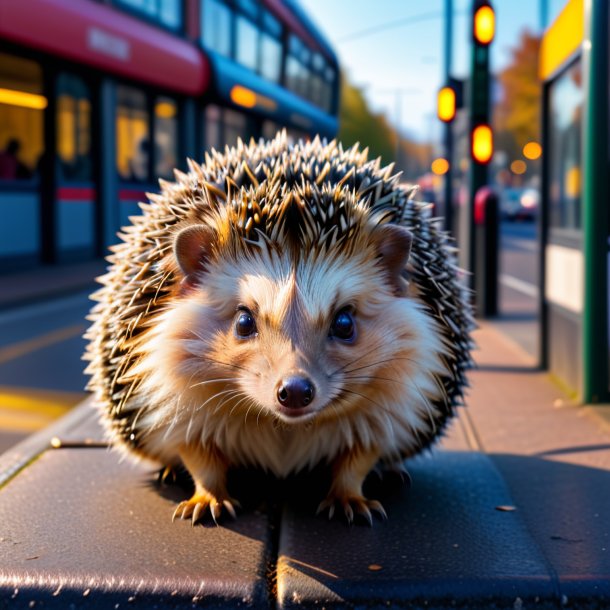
204,104,222,150
235,14,259,72
224,109,247,146
115,0,183,31
201,0,232,58
154,96,178,180
116,85,150,183
262,120,282,140
548,60,583,231
260,10,282,83
57,73,92,182
0,52,44,181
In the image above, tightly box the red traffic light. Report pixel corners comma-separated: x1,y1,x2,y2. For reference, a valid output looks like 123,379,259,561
471,124,493,164
473,3,495,45
437,86,456,122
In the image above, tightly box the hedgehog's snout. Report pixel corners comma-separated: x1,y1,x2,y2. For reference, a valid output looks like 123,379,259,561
275,374,316,416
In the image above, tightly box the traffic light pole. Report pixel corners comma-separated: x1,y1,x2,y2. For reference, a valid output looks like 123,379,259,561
468,0,493,280
443,0,454,234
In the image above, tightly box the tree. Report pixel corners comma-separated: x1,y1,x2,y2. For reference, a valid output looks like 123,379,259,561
338,74,395,163
494,30,542,160
338,73,433,181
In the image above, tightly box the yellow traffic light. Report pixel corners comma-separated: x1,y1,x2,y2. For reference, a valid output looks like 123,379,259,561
471,124,493,164
473,5,495,45
437,87,456,123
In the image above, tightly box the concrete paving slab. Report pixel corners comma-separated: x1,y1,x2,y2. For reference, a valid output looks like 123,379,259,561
277,451,555,610
0,449,272,609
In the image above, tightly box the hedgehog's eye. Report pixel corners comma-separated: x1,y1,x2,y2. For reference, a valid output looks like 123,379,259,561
235,308,257,339
329,308,355,342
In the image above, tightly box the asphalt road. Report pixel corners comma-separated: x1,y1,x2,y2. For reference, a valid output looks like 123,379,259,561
497,220,540,358
0,291,91,453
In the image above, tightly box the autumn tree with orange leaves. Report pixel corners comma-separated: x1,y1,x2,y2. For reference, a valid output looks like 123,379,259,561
494,30,542,162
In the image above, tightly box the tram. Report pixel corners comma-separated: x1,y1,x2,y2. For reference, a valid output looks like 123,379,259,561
0,0,339,271
539,0,608,402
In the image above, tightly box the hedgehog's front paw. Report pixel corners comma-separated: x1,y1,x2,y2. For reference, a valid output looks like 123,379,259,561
316,494,387,525
172,491,240,525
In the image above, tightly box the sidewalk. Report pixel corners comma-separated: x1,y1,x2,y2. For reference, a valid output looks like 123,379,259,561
0,322,608,608
0,259,107,310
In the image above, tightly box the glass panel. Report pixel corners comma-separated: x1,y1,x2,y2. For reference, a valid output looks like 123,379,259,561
288,35,301,56
224,109,247,146
0,52,44,181
260,33,282,82
297,64,311,98
262,119,283,140
154,96,178,180
312,53,325,72
204,105,222,150
236,0,258,20
116,0,182,29
202,0,232,57
309,74,323,107
159,0,182,28
319,81,332,112
57,73,92,182
236,15,259,71
116,86,150,183
262,10,281,37
548,60,583,231
285,55,301,93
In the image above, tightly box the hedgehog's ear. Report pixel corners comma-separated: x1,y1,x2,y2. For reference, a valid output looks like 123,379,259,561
375,224,412,294
173,224,215,278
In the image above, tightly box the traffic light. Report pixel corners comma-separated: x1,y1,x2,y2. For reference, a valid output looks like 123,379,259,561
471,124,493,164
473,3,495,45
437,78,464,123
437,86,456,123
469,0,494,166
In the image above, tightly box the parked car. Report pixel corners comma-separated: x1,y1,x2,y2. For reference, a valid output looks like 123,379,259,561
500,187,539,221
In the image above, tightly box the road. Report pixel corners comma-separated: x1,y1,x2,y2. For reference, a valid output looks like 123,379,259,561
0,291,91,453
497,220,539,358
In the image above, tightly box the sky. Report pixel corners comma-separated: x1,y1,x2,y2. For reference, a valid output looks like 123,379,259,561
301,0,567,144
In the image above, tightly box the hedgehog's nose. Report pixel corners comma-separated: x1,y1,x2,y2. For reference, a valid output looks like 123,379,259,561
276,376,315,410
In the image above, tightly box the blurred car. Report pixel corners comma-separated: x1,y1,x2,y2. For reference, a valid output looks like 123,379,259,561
500,187,539,221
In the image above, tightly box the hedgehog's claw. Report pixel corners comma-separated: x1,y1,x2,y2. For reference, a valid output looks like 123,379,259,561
316,495,386,526
172,494,239,525
386,463,412,487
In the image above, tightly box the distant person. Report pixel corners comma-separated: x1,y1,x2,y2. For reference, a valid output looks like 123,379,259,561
0,139,20,179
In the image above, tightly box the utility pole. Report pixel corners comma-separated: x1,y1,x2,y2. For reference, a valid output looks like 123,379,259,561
467,0,495,277
443,0,454,233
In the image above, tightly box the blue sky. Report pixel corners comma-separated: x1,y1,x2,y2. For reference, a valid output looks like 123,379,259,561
302,0,567,143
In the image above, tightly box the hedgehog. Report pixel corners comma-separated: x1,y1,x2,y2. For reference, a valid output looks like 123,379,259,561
85,132,473,525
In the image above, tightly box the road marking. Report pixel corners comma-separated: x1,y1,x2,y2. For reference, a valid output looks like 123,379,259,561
0,324,85,364
503,237,538,252
0,386,85,432
500,274,539,298
0,290,91,325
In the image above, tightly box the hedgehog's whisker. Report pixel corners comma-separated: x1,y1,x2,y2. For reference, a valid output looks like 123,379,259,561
214,390,245,415
329,340,388,376
196,388,241,414
201,357,255,375
343,373,438,434
341,356,418,376
189,377,237,390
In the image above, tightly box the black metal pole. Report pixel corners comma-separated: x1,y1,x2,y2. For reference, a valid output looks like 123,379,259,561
443,0,454,234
